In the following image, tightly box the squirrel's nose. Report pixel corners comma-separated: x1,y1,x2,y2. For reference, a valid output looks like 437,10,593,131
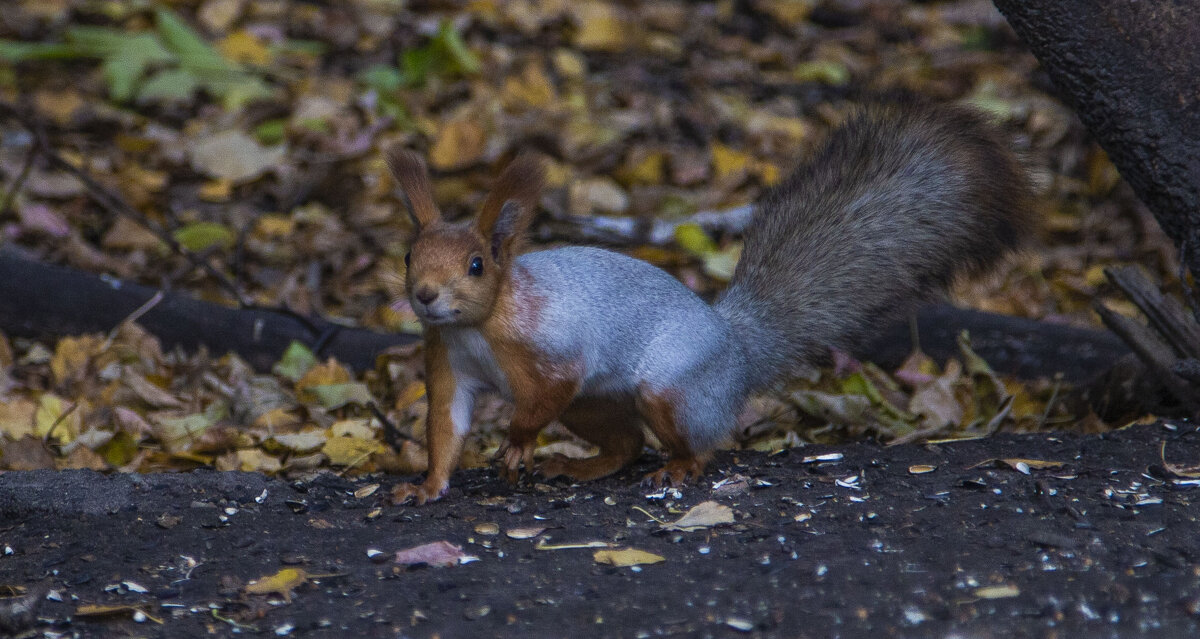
414,287,439,305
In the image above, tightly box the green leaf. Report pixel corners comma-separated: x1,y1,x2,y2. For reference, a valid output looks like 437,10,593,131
155,8,230,74
65,29,174,101
399,47,436,86
137,68,199,103
434,20,480,75
359,64,403,93
0,40,79,61
154,7,272,109
173,222,236,252
305,383,374,409
212,75,273,110
273,341,317,382
792,60,850,86
674,223,718,256
253,119,287,145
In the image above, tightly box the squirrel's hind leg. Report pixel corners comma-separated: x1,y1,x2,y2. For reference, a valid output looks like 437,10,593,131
636,384,712,487
539,396,644,481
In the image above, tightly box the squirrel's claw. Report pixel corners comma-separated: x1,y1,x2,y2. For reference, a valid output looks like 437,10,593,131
495,439,536,484
392,480,447,505
642,458,706,488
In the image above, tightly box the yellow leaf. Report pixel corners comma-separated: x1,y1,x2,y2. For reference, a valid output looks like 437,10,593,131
245,568,308,602
199,178,233,202
323,436,386,466
756,161,781,186
218,30,271,66
711,144,752,181
429,117,486,171
254,214,295,238
617,151,665,185
50,335,100,385
232,449,283,473
35,394,79,444
552,48,586,79
330,418,376,439
502,62,556,108
572,2,629,52
593,548,665,567
394,382,426,410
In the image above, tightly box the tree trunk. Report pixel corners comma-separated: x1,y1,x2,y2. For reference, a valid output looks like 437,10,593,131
993,0,1200,274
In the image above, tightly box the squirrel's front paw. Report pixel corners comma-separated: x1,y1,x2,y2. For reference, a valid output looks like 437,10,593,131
495,439,535,484
392,479,448,505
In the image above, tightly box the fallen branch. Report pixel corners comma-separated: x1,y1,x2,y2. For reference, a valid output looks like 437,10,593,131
0,248,416,372
0,248,1127,381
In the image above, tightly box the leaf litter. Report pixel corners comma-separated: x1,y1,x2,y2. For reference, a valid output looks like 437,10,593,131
0,0,1166,480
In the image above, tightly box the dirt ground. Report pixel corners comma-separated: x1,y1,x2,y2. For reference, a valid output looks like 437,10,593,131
3,421,1200,638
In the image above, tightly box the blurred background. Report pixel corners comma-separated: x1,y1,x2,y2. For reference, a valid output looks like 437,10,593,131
0,0,1176,474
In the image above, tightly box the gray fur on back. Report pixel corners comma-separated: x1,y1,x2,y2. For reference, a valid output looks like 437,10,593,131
715,101,1035,390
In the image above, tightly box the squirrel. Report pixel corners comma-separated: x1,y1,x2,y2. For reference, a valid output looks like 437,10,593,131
387,100,1035,504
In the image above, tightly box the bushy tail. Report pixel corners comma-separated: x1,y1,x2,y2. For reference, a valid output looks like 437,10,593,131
715,101,1035,390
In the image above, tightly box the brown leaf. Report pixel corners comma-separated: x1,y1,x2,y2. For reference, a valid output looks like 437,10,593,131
1,436,56,470
429,117,486,171
395,541,477,567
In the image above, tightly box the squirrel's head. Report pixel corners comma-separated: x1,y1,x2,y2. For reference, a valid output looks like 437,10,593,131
385,146,543,327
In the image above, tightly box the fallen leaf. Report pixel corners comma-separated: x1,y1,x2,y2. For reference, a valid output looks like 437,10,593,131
429,117,486,171
593,548,665,567
659,501,735,532
908,359,963,429
266,430,327,455
506,526,547,539
969,458,1067,473
218,30,270,66
975,584,1020,599
0,436,56,470
303,382,374,409
323,436,386,466
395,541,478,567
123,369,182,408
245,567,308,602
189,129,286,182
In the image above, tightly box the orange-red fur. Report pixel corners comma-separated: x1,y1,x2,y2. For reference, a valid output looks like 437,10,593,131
391,331,460,504
637,385,710,486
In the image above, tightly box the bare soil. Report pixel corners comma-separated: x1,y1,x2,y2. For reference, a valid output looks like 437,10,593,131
3,422,1200,638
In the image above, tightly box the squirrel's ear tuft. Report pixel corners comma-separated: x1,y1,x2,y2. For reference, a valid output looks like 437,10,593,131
384,145,440,229
478,154,544,262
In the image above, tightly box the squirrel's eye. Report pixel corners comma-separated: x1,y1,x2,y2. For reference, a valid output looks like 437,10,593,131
468,256,484,277
404,252,410,267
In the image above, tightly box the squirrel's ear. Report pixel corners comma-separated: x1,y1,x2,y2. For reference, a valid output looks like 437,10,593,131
477,154,543,262
384,145,440,229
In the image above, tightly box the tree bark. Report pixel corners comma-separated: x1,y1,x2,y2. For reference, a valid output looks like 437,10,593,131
993,0,1200,274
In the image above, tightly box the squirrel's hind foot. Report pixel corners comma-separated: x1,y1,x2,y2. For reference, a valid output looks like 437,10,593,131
642,457,707,488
